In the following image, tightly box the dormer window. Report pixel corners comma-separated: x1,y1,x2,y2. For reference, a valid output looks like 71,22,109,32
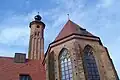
14,53,26,63
19,74,32,80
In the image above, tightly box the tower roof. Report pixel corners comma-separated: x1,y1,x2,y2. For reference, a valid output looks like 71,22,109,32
34,14,42,21
29,14,45,28
54,20,95,41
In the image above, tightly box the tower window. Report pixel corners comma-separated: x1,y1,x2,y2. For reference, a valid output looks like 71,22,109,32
59,48,73,80
83,45,100,80
19,74,32,80
37,25,40,28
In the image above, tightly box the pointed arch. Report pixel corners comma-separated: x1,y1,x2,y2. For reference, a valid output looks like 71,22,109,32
59,48,73,80
83,45,100,80
58,48,68,58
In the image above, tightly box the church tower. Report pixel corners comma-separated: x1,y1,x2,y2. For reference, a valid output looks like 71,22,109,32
28,14,45,60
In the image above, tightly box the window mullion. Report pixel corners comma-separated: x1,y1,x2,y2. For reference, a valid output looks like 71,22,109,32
60,49,73,80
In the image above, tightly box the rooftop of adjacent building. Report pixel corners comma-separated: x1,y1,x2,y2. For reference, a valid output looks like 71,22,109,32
0,54,45,80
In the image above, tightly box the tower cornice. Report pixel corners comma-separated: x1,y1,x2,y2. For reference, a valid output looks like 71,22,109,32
29,20,45,28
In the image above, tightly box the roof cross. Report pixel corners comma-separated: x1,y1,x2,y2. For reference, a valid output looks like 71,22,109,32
38,12,39,15
67,14,70,20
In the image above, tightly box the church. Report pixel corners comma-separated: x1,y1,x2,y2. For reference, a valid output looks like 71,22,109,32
0,14,119,80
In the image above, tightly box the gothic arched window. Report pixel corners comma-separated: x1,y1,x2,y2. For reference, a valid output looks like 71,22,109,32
83,45,100,80
59,48,73,80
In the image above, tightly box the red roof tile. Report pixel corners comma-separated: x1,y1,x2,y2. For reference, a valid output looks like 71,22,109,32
55,20,95,41
0,56,45,80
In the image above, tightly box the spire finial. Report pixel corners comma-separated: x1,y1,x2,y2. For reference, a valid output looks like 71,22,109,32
67,14,70,20
38,12,39,15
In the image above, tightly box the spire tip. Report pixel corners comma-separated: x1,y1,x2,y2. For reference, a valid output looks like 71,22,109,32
67,14,70,20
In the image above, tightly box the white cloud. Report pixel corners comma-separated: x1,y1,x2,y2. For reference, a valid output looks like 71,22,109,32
0,27,29,46
0,10,42,46
101,0,113,7
0,11,38,57
0,48,15,57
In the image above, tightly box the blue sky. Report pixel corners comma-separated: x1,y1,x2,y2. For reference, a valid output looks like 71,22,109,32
0,0,119,77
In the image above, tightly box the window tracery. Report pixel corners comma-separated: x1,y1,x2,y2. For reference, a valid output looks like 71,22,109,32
59,49,73,80
83,45,100,80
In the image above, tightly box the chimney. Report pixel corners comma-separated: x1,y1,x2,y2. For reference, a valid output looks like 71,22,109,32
14,53,26,63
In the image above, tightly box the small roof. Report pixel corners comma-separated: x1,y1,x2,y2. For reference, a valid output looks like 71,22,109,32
54,20,95,41
0,56,45,80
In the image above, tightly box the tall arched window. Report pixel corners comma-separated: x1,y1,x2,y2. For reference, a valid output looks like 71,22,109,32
83,45,100,80
59,48,73,80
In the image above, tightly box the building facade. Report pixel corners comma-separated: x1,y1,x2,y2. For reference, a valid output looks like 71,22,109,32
0,14,119,80
44,20,119,80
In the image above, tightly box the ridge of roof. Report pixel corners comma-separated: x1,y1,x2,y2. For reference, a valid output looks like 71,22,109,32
54,20,95,42
0,56,14,59
0,56,43,61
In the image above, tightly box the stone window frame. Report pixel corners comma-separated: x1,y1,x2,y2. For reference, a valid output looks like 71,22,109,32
83,45,100,80
58,48,73,80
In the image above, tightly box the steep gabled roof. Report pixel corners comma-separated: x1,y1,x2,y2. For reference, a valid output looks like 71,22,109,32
54,20,95,41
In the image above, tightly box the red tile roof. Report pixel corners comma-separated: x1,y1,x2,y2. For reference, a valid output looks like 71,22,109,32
55,20,95,41
0,56,45,80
